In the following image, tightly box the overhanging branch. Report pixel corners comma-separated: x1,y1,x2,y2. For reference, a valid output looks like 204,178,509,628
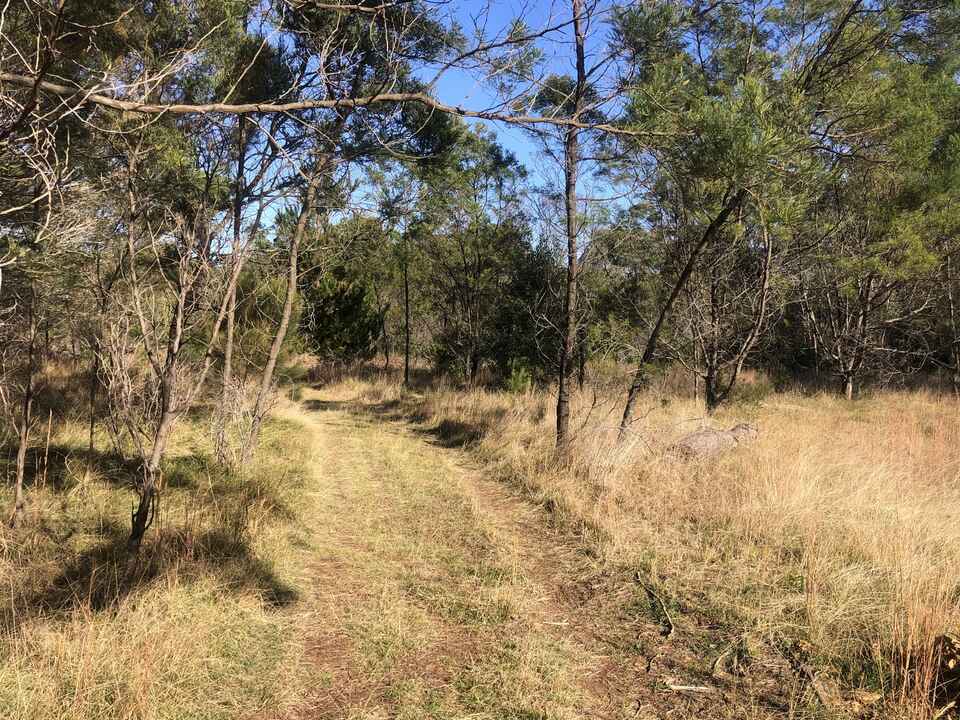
0,72,661,137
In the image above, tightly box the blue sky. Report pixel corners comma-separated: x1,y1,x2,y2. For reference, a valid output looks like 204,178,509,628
420,0,597,176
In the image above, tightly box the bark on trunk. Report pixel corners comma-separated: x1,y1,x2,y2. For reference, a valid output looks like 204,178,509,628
243,177,319,462
11,419,30,528
374,286,390,371
555,0,586,455
946,256,960,397
469,346,480,385
88,352,99,453
844,374,854,401
403,255,411,387
705,367,719,414
215,119,247,464
10,291,36,528
215,285,236,464
707,212,775,411
382,319,391,370
128,339,181,552
576,324,587,390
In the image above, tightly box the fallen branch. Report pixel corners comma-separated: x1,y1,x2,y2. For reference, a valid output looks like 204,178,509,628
635,571,675,638
666,684,717,693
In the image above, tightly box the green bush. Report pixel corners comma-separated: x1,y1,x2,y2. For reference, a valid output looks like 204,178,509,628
504,360,533,394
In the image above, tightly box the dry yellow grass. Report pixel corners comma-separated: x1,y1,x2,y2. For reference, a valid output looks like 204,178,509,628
0,398,318,720
327,370,960,716
5,359,958,718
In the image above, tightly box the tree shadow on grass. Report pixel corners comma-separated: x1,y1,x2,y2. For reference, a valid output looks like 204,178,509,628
303,395,506,450
0,443,297,528
301,398,353,413
308,361,438,390
3,518,299,634
0,444,140,491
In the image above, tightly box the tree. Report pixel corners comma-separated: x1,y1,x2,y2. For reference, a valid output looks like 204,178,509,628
796,23,960,398
612,0,957,430
409,128,530,382
299,218,387,364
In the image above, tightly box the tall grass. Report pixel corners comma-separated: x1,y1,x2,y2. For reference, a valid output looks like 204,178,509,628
327,370,960,716
0,390,317,720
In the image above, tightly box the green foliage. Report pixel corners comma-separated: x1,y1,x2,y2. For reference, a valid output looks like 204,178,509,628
228,268,304,371
504,360,533,394
300,267,382,362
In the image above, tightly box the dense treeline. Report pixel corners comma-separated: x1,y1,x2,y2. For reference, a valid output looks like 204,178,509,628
1,0,958,545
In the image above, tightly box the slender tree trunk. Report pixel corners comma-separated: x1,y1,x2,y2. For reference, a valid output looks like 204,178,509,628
555,127,579,452
10,308,36,529
692,341,701,403
705,364,719,414
576,324,587,390
215,286,236,463
243,177,318,462
403,254,411,387
87,351,98,453
946,256,960,397
373,285,390,370
556,0,586,455
382,316,391,370
129,394,175,552
711,213,775,409
469,345,480,385
216,118,247,464
11,417,31,528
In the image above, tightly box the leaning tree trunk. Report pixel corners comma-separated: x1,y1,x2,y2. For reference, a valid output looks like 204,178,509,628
619,190,746,440
215,118,247,465
706,212,775,412
242,177,318,463
128,397,175,552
